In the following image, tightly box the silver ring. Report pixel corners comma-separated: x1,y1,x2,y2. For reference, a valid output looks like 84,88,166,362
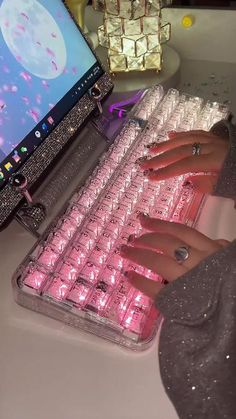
192,142,201,156
174,245,190,264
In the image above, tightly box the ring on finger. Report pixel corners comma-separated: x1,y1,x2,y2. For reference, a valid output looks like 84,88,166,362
174,245,190,264
192,142,201,156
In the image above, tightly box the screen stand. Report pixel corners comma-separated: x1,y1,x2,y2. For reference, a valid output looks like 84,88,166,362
12,110,114,238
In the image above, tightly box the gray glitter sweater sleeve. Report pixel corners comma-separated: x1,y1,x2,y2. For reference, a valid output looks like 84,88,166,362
211,119,236,199
155,241,236,419
154,121,236,418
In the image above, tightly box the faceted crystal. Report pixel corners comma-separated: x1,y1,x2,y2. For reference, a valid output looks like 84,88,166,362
109,54,127,72
122,37,136,57
161,22,171,43
136,36,148,57
123,19,141,36
118,0,145,19
144,52,161,70
142,16,160,34
105,17,122,35
127,56,144,71
145,0,161,16
106,0,119,15
147,34,161,52
98,25,109,47
109,35,122,53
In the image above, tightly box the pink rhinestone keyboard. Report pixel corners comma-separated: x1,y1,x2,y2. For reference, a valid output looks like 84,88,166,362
12,86,229,350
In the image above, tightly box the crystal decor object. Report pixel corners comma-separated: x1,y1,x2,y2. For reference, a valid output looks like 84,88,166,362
93,0,171,73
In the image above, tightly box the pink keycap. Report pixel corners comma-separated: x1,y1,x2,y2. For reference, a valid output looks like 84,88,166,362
122,305,146,335
89,246,108,265
44,277,70,300
85,282,110,313
66,205,84,225
67,281,91,307
132,292,152,311
37,246,60,269
56,261,79,282
47,232,69,253
80,261,100,284
100,265,120,287
106,280,134,324
57,218,77,239
23,267,47,291
65,244,87,267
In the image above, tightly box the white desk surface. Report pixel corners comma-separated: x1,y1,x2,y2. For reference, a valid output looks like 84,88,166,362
2,8,236,419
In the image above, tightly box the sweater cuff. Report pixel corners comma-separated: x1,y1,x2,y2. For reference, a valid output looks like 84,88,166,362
155,240,236,325
211,120,236,200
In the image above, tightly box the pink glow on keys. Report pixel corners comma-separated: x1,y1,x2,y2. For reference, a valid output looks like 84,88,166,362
106,280,133,323
122,305,146,335
89,246,108,265
86,218,103,237
57,218,77,240
133,292,152,310
65,244,87,267
23,266,47,291
56,261,79,283
37,246,59,269
78,191,96,209
94,205,111,223
97,231,115,252
76,230,95,251
80,261,100,284
66,205,84,226
108,248,124,270
100,265,120,287
47,232,69,253
67,281,91,307
85,282,110,313
44,277,70,301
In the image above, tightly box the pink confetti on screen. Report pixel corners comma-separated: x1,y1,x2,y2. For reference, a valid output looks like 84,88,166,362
20,71,32,82
16,55,22,62
0,118,3,126
51,60,58,71
0,136,4,146
22,96,30,105
36,94,42,104
72,66,77,75
27,108,40,123
63,67,68,74
4,21,9,28
16,24,25,32
42,80,49,89
0,99,6,111
2,65,10,73
2,84,9,92
46,47,55,58
11,85,18,93
20,12,29,20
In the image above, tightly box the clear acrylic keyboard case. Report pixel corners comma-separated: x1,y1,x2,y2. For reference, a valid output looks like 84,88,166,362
12,86,229,351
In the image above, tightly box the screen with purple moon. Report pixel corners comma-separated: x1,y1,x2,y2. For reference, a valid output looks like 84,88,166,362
0,0,103,184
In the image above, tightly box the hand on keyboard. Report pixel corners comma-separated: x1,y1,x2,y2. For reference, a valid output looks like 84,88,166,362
120,213,229,299
137,130,229,194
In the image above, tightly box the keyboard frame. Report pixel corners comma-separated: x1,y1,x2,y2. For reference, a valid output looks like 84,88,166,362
12,87,229,351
